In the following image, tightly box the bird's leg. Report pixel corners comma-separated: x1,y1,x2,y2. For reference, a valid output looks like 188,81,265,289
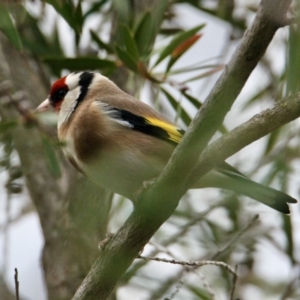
98,232,115,251
133,178,156,203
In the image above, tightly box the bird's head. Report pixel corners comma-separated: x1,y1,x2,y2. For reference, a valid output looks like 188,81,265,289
36,71,97,113
35,71,115,127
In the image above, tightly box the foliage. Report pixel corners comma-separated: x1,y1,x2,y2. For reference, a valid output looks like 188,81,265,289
0,0,300,299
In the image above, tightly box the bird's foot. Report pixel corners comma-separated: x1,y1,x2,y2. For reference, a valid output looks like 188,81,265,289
133,178,156,203
98,232,114,251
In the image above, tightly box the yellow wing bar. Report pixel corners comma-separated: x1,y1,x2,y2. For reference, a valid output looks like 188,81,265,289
145,117,184,144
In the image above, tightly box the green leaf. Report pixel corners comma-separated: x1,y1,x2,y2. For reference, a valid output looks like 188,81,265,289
0,5,23,51
45,0,83,34
159,27,182,35
154,24,205,67
134,12,155,58
83,0,109,19
0,120,18,132
182,91,202,109
181,92,228,134
243,85,269,108
264,128,282,155
187,284,212,300
52,23,65,56
90,30,114,53
118,24,139,63
161,88,191,126
260,163,279,187
151,0,169,36
42,56,116,75
112,0,131,23
134,0,169,59
166,34,202,72
20,13,62,57
286,24,300,95
74,0,83,46
42,137,61,178
182,65,224,83
115,45,138,72
282,207,295,263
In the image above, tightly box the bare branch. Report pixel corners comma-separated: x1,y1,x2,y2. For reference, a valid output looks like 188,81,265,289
229,265,238,300
189,93,300,185
14,268,19,300
209,214,259,260
72,1,293,299
144,0,293,202
137,255,237,277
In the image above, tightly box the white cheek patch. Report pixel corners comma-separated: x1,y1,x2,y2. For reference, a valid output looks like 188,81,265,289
58,87,81,128
65,73,81,90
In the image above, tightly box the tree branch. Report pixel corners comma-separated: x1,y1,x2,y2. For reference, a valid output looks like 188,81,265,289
147,0,292,201
189,93,300,185
72,0,293,299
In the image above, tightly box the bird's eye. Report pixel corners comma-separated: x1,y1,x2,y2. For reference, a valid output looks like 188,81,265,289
57,89,67,100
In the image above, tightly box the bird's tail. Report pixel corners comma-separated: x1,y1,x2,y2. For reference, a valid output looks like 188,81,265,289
195,164,297,214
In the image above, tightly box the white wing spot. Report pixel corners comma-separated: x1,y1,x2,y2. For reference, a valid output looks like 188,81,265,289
94,101,133,128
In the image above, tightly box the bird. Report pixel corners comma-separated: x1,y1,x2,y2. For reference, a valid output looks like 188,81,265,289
35,71,297,214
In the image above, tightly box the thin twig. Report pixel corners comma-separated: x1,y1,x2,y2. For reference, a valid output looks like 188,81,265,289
121,201,221,284
72,2,293,299
229,265,238,300
137,255,237,277
162,201,221,246
146,268,186,300
165,278,185,300
14,268,19,300
210,214,259,260
198,272,215,299
0,81,53,133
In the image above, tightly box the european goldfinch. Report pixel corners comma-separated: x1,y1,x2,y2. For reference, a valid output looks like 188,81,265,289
36,71,297,214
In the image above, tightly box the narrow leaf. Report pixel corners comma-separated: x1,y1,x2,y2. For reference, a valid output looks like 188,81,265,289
182,92,228,134
286,24,300,95
115,45,138,72
151,0,169,35
159,27,182,35
118,24,139,63
134,12,155,57
45,0,82,34
133,0,168,59
264,128,282,155
90,30,114,53
42,56,116,74
172,34,202,58
182,91,202,109
0,120,18,132
182,65,224,83
282,208,295,263
74,0,83,46
154,24,205,67
83,0,108,19
42,137,61,178
166,34,202,71
0,5,23,51
21,13,59,56
161,88,191,126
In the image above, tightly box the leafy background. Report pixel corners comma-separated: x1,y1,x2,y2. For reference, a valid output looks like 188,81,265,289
0,0,300,299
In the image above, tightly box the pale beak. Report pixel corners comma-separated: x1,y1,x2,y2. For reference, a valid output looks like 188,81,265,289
35,98,51,113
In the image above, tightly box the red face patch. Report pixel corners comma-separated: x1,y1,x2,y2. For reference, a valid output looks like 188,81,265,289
49,76,69,111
